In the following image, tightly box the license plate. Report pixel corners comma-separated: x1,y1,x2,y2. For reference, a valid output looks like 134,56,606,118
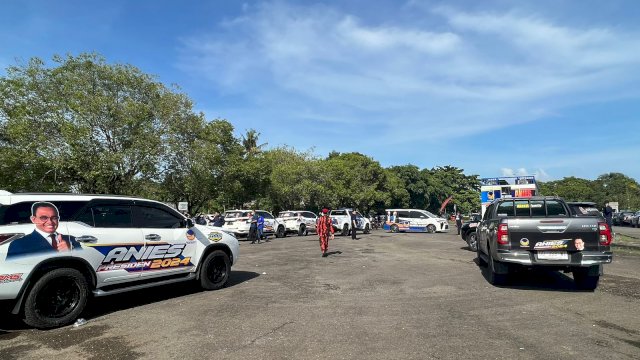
537,251,568,260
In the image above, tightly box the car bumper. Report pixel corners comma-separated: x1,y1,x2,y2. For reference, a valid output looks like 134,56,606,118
495,250,613,267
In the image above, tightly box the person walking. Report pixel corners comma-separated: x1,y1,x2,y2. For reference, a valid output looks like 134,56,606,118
455,211,463,235
350,210,358,240
317,208,335,257
249,211,260,244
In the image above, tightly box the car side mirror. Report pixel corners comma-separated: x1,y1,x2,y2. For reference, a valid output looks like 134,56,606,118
186,218,195,228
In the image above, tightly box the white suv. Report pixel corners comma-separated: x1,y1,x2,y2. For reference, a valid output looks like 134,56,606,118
384,208,449,233
278,210,318,236
0,191,239,329
329,209,371,236
222,209,286,238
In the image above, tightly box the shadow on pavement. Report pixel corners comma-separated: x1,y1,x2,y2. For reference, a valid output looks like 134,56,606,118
476,261,587,292
0,271,260,331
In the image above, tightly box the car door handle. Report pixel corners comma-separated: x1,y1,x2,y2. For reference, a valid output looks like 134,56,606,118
76,235,98,243
145,234,162,241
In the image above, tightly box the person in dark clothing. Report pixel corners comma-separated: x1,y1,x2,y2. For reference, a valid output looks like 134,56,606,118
350,210,358,240
249,211,260,244
604,202,614,230
455,211,463,235
212,212,225,227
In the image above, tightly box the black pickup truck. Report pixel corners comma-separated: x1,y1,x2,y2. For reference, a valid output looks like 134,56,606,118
477,196,613,290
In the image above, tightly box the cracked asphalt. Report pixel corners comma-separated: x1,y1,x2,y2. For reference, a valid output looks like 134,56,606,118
1,229,639,359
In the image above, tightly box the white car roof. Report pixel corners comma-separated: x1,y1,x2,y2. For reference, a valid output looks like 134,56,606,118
0,191,161,206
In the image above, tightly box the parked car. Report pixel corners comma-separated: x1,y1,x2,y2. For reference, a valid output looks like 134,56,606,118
460,213,482,251
329,209,371,236
0,190,239,328
631,211,640,228
476,196,612,290
278,210,318,236
613,210,635,226
222,209,286,238
383,209,449,233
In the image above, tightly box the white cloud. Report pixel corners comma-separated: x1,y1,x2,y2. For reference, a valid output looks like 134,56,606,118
177,2,640,146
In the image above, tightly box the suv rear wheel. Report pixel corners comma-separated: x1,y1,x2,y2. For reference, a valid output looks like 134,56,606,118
298,224,306,236
342,224,349,236
488,253,508,286
364,224,370,234
23,268,89,329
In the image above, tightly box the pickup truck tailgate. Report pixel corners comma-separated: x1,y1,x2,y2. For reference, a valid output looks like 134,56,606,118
507,218,600,251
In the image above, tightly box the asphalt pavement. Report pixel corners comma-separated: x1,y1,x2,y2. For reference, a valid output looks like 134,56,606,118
1,230,639,359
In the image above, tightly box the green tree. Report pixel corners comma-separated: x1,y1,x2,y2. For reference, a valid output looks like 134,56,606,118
0,53,198,195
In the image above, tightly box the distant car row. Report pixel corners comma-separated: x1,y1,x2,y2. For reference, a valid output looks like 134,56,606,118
219,208,372,238
613,210,640,227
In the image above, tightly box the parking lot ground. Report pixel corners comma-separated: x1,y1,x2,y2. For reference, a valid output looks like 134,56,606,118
1,230,639,360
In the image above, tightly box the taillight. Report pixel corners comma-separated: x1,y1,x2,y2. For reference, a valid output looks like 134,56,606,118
497,223,509,245
598,222,612,246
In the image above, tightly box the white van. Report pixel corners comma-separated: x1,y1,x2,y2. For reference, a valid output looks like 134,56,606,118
384,209,449,233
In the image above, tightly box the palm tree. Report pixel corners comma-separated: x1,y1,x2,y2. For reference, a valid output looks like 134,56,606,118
242,129,267,155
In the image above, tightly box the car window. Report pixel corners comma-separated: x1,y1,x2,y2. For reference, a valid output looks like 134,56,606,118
279,211,296,218
530,200,546,217
304,212,315,218
0,201,88,225
259,211,273,219
225,211,249,219
331,210,347,216
397,211,410,218
546,200,567,216
515,200,530,217
77,205,133,228
497,201,515,217
483,204,494,220
135,206,183,228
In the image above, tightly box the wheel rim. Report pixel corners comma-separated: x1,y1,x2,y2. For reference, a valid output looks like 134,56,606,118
468,234,477,250
391,225,398,233
35,276,81,319
207,255,228,284
428,225,435,233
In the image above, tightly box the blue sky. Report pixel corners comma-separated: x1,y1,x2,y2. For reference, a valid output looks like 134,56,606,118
2,0,640,182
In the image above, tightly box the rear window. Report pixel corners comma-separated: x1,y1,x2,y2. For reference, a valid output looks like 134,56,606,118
546,200,567,216
569,204,601,217
497,201,514,217
0,201,88,225
331,210,347,216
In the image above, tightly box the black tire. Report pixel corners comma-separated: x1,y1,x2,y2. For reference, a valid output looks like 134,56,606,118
298,224,306,236
427,224,436,233
391,224,399,233
23,268,89,329
276,226,286,238
342,224,349,236
364,224,370,234
466,232,478,252
573,269,600,291
200,250,231,290
488,253,508,286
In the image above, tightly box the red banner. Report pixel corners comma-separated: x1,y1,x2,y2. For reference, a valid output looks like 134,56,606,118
439,195,453,214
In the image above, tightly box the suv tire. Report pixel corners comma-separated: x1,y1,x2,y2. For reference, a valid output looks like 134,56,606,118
466,232,478,252
200,250,230,290
342,224,349,236
391,224,399,233
488,253,508,286
364,224,370,234
276,226,286,238
23,268,89,329
427,224,436,233
298,224,306,236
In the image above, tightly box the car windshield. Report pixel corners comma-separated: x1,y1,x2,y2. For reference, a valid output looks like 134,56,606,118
424,211,438,218
225,211,250,219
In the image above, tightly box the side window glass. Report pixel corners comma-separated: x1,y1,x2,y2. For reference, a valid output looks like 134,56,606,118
397,211,410,218
497,201,515,217
546,201,567,216
91,206,133,228
530,200,545,217
515,200,530,217
136,206,182,228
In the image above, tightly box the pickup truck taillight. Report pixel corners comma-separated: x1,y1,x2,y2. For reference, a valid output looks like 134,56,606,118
497,223,509,245
598,222,612,246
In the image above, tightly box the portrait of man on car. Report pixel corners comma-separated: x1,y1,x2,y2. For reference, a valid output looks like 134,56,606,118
6,201,82,259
